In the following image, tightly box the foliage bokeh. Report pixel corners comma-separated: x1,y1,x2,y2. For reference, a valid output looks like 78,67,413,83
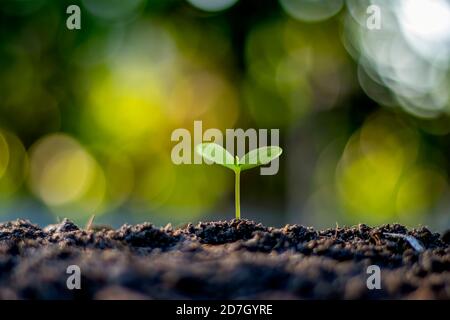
0,0,449,229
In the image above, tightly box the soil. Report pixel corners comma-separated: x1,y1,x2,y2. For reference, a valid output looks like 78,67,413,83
0,219,448,299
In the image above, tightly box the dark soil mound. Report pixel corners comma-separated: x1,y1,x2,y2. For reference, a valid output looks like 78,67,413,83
0,219,448,299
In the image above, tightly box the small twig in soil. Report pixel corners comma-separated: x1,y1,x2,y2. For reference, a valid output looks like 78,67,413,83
383,232,425,252
85,215,96,231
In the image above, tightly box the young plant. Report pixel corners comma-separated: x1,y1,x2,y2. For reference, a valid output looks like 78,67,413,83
196,143,282,219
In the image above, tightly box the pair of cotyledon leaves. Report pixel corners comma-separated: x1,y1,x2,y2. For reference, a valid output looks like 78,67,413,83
196,143,282,172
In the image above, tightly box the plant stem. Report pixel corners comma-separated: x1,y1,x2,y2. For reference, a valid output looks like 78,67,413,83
235,169,240,219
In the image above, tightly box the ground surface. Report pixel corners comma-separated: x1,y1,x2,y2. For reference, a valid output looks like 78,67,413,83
0,219,449,299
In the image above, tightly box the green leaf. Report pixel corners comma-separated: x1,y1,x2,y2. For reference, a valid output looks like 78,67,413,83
239,146,282,171
195,143,237,170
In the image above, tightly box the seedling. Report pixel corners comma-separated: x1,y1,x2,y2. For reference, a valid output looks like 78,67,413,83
196,143,282,219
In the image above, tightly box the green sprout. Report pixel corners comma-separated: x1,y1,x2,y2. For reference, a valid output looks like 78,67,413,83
196,143,283,219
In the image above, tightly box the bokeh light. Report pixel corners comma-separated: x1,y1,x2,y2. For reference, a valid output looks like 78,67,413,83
28,134,106,220
398,0,450,65
279,0,344,22
0,132,9,179
396,167,447,223
0,129,28,199
336,112,446,224
344,0,450,118
186,0,239,12
245,18,351,127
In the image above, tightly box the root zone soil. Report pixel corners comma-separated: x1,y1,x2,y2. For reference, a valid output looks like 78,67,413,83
0,219,448,299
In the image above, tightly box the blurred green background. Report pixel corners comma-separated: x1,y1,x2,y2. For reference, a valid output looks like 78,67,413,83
0,0,449,230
